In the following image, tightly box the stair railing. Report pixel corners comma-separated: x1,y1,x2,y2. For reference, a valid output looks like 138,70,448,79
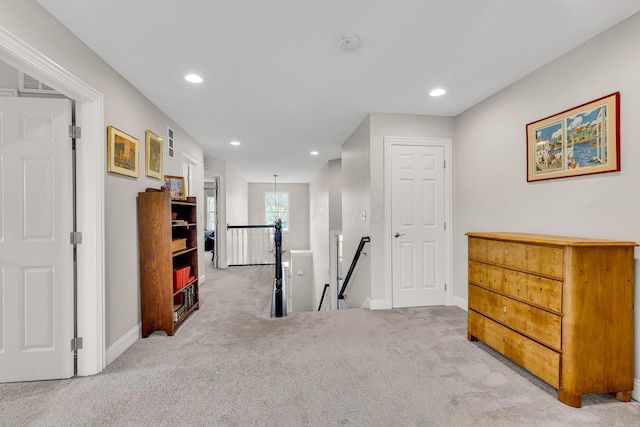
338,236,370,305
317,283,330,311
227,224,275,266
271,219,287,318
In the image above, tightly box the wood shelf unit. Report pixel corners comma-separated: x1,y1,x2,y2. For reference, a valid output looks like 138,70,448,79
138,191,199,337
466,232,636,408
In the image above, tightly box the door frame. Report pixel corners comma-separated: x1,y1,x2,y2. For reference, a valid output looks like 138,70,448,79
383,137,453,309
0,26,106,376
204,179,218,268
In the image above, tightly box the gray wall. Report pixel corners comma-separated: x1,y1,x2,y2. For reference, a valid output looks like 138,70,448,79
454,12,640,395
0,0,205,352
248,182,310,260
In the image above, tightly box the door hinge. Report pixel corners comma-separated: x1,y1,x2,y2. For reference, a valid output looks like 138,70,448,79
444,222,447,230
69,125,82,139
443,160,446,169
71,337,83,351
445,283,447,291
70,231,83,245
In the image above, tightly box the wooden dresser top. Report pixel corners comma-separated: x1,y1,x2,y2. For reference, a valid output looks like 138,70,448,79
466,232,638,247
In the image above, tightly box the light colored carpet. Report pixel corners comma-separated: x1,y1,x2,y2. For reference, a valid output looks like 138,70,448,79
1,263,639,426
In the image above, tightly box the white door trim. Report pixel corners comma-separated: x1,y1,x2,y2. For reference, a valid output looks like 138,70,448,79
383,137,453,309
181,150,205,281
0,26,106,376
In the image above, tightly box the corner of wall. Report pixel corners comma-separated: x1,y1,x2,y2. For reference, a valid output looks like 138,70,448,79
106,323,141,366
361,297,371,309
368,299,389,310
453,296,468,312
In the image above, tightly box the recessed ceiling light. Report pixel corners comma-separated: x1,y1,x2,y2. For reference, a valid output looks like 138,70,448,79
310,151,319,156
185,74,203,84
429,88,446,97
230,141,240,146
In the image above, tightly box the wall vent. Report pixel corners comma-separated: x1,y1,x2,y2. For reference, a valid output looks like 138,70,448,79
167,126,175,159
19,72,59,94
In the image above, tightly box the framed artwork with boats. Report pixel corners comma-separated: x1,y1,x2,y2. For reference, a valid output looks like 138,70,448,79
526,92,620,182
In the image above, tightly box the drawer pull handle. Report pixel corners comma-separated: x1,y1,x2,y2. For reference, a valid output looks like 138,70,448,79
503,306,507,313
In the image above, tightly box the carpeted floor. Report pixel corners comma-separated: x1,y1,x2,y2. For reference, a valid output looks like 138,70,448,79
0,263,638,426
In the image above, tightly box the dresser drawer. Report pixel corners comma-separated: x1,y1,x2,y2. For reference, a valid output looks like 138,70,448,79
468,237,564,279
469,284,561,350
468,310,560,389
468,260,562,313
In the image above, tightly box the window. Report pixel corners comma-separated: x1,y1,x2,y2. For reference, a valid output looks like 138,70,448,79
265,192,289,229
206,193,216,230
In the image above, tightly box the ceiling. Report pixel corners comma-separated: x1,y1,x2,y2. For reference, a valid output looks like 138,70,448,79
36,0,640,183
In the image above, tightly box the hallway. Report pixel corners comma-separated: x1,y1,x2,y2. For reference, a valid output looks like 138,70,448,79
0,263,638,426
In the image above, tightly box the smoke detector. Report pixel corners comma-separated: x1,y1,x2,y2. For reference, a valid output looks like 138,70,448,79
339,33,361,51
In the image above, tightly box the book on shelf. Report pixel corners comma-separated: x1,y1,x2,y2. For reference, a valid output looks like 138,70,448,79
173,266,191,292
173,284,198,311
173,303,187,322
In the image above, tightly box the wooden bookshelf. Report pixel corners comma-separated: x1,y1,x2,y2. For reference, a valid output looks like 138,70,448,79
138,191,199,337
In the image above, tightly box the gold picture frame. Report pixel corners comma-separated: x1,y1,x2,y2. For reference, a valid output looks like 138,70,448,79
107,125,139,178
163,175,186,200
145,130,163,180
526,92,620,182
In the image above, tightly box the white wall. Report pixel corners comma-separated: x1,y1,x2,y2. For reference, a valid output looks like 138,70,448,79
454,12,640,398
341,115,371,307
0,60,17,89
328,159,342,231
224,163,248,267
225,163,248,226
309,163,330,309
341,113,455,308
309,158,342,311
0,1,205,353
369,114,455,307
248,182,309,260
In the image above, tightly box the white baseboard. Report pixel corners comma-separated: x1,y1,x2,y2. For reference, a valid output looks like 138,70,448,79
369,299,389,310
106,322,141,366
453,296,468,311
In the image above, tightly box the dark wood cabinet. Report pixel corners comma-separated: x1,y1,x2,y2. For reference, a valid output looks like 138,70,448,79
138,191,199,337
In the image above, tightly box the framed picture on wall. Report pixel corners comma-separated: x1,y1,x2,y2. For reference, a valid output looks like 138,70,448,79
526,92,620,182
107,125,139,178
145,130,163,179
163,175,186,200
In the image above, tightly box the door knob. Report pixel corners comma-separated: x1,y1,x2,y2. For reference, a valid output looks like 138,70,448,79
394,232,406,238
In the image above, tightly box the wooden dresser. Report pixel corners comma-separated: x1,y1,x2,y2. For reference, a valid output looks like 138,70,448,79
466,232,636,408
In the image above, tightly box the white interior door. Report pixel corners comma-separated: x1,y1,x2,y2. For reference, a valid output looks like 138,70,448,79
391,143,446,308
0,97,74,382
